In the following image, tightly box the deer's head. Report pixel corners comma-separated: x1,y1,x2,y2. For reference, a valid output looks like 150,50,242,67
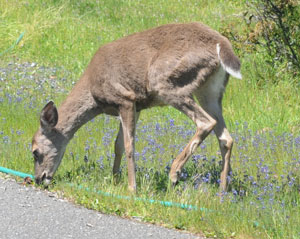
32,101,66,185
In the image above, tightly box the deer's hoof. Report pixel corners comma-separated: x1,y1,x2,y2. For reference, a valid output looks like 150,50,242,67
169,170,180,187
172,180,179,187
128,185,137,194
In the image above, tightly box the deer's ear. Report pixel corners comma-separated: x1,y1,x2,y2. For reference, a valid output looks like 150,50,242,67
40,101,58,131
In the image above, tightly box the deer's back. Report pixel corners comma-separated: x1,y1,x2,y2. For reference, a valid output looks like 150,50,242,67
85,22,229,108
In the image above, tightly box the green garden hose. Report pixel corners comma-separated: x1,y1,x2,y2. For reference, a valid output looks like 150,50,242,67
0,166,204,211
0,32,25,57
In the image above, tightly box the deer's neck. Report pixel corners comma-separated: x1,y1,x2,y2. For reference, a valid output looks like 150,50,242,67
55,78,100,140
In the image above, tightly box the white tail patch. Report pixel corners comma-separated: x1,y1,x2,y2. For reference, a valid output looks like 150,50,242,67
216,43,242,79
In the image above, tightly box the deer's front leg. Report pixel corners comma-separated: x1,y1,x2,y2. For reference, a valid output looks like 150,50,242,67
113,122,124,182
113,112,140,183
119,103,137,193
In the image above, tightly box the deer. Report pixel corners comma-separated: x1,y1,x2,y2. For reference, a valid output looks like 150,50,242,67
32,22,242,193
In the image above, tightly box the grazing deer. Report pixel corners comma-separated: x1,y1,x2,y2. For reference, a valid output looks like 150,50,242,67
32,22,242,192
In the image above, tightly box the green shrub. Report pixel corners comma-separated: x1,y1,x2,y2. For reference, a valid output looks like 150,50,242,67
246,0,300,77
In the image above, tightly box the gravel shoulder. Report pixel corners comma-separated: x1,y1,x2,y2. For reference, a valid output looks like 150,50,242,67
0,176,203,239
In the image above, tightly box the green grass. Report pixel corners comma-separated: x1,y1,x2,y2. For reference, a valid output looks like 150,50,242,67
1,0,299,238
1,0,243,72
1,0,298,133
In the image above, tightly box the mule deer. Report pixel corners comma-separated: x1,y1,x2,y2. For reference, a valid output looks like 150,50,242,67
32,22,242,192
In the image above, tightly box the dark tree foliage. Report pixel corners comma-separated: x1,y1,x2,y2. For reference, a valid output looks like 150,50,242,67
247,0,300,76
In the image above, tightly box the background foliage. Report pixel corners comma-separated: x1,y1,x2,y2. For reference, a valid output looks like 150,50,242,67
246,0,300,78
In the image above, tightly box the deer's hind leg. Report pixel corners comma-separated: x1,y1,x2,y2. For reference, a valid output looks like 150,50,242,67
165,96,217,185
195,68,233,191
147,51,219,186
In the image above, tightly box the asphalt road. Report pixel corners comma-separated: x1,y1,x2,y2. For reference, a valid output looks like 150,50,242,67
0,177,203,239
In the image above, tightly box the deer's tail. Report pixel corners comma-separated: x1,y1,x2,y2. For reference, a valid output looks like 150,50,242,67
217,43,242,79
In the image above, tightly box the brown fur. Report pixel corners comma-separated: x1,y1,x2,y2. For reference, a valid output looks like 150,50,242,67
32,22,241,192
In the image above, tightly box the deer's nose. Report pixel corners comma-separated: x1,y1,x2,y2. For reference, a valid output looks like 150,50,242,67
35,172,46,185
